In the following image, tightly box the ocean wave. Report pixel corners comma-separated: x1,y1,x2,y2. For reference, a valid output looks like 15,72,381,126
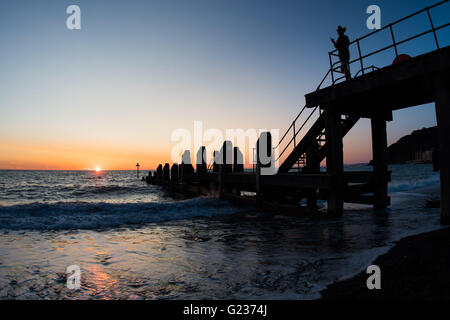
388,172,440,193
71,185,137,196
0,198,244,230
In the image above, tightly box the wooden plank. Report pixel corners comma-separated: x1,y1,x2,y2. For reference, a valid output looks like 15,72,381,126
346,183,373,195
263,174,332,189
305,47,450,111
222,193,334,218
344,171,391,183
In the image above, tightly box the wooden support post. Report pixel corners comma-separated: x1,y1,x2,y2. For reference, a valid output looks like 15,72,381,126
196,146,207,174
181,150,194,183
325,110,344,217
371,116,389,209
435,75,450,225
232,146,244,196
221,141,233,173
145,171,152,184
163,163,170,183
171,164,179,183
306,142,320,208
255,132,272,211
256,160,262,210
233,147,244,173
156,164,163,185
218,161,224,199
150,172,156,185
220,141,232,194
213,151,219,173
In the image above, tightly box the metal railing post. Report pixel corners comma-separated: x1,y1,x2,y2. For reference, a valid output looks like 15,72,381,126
252,148,255,173
389,24,399,60
426,8,440,49
328,53,335,84
293,121,296,148
356,39,364,75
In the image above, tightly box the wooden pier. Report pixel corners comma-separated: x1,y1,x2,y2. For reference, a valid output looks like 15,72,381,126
147,1,450,224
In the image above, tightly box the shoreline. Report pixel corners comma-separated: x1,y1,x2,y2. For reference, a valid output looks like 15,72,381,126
320,227,450,300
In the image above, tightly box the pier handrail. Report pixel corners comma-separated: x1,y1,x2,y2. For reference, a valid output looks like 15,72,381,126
326,0,450,86
274,0,449,167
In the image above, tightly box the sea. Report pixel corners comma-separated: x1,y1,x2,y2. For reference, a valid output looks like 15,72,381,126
0,164,442,299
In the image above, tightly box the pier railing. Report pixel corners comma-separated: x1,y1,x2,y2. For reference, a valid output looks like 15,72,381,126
326,0,450,85
274,0,450,169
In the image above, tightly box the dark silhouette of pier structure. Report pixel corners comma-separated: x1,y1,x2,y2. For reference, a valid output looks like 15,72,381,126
148,1,450,224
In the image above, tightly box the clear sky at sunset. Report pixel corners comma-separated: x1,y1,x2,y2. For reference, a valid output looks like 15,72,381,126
0,0,449,170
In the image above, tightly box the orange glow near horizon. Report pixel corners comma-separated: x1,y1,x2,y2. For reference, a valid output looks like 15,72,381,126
0,139,172,171
0,138,373,171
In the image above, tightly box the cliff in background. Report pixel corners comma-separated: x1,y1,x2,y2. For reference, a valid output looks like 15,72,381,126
385,126,438,164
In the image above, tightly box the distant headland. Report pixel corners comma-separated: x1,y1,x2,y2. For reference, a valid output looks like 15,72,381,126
370,126,438,165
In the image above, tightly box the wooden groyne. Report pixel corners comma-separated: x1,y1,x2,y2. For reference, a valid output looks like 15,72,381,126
146,2,450,223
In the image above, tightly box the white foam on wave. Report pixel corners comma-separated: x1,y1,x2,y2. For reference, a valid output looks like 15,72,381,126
388,172,440,193
0,198,245,230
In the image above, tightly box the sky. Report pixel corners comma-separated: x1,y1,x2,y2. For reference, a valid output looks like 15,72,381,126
0,0,449,170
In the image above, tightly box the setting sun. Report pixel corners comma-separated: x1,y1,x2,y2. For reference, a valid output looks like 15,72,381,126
95,167,101,172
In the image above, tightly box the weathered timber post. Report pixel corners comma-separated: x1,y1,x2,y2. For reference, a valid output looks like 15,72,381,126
196,146,207,174
256,160,261,210
256,132,273,210
171,164,179,183
306,142,320,208
213,151,220,173
156,164,163,185
150,172,156,185
220,141,233,195
432,148,440,172
163,163,170,183
233,146,244,173
435,74,450,225
218,158,224,199
232,146,244,195
196,146,207,195
181,150,194,183
221,141,233,173
325,110,344,217
371,115,389,209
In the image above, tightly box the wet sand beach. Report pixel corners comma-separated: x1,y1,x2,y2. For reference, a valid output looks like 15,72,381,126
321,227,450,300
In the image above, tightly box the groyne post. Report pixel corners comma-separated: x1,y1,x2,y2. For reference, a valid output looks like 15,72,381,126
221,141,233,173
435,75,450,225
163,163,170,183
233,146,244,173
196,146,207,174
196,146,207,195
218,159,224,199
220,141,233,194
306,142,320,208
256,132,273,211
213,151,219,173
156,164,163,185
171,164,179,183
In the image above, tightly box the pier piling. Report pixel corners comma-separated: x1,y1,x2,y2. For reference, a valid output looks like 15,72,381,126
371,115,389,209
435,74,450,225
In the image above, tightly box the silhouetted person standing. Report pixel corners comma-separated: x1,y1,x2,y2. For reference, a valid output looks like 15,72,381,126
331,26,351,81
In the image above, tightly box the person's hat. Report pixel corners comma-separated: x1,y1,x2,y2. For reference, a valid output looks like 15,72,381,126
337,26,347,33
